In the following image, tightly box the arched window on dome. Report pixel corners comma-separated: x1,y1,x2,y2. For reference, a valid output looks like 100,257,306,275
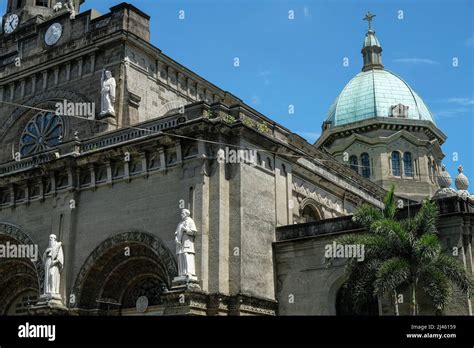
391,151,401,176
360,153,370,178
403,152,413,177
349,155,358,173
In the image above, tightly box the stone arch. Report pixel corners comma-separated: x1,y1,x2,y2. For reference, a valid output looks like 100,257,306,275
0,222,43,315
299,198,324,222
330,274,380,316
71,231,177,312
328,275,347,315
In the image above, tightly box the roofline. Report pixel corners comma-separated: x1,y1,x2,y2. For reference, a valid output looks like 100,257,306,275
315,116,447,148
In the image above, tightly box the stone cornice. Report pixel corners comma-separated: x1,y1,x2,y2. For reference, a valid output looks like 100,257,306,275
328,129,445,159
0,101,385,209
315,117,447,148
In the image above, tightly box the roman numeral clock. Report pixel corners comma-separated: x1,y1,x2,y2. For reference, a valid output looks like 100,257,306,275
1,1,74,45
3,13,19,34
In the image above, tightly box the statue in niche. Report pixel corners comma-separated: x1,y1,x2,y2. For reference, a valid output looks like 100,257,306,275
100,70,117,117
174,209,197,280
43,234,64,296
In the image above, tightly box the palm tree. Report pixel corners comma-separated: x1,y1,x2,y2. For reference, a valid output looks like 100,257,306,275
336,185,472,315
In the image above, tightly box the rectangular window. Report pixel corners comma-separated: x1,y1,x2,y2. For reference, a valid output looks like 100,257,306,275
36,0,48,7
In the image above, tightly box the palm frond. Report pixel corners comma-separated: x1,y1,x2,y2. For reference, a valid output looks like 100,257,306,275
434,254,473,296
339,189,471,315
336,233,395,262
373,257,410,296
353,204,383,229
420,268,451,310
411,200,439,236
383,185,397,219
414,233,441,264
344,259,381,312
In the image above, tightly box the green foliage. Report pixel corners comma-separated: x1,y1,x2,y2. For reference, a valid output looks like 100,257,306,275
337,186,472,315
410,199,439,237
373,258,410,297
383,185,397,219
222,114,236,124
242,116,256,128
352,204,383,228
257,121,270,134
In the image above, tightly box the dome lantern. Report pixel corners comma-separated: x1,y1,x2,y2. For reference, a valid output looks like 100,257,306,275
361,12,384,71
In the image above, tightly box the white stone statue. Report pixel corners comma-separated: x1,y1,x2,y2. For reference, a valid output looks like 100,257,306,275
53,1,75,19
43,234,64,296
174,209,197,279
100,70,116,117
53,2,63,11
65,0,76,20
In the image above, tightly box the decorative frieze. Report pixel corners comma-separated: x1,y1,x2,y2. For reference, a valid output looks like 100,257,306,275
292,176,345,214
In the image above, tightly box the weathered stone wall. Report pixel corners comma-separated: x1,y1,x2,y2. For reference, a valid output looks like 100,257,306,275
0,2,390,315
0,3,240,165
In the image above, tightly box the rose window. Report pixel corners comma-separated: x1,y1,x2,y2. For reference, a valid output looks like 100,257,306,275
20,112,64,156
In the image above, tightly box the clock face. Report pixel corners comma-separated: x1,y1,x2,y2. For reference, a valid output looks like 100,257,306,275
45,23,62,46
4,14,19,34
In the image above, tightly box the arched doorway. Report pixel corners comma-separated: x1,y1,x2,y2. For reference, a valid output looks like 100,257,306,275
0,223,42,315
72,231,177,315
335,284,379,316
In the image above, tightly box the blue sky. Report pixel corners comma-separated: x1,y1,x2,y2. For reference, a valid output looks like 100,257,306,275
2,0,473,184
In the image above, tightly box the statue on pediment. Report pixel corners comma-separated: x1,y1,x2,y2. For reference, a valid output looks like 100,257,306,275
175,209,197,279
53,0,76,19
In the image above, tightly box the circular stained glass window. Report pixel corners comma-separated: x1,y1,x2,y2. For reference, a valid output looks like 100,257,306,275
20,112,64,157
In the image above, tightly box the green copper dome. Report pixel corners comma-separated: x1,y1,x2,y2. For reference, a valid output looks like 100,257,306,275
325,69,434,127
324,12,435,128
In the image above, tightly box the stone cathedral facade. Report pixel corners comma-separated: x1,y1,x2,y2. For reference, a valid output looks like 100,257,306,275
0,2,472,316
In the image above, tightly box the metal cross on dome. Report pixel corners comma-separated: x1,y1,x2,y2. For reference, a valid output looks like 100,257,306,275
363,11,376,30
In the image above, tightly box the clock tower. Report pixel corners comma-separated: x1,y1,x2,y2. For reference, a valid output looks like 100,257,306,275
2,1,84,34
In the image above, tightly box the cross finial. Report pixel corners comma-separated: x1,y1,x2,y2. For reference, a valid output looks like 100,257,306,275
363,11,376,30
